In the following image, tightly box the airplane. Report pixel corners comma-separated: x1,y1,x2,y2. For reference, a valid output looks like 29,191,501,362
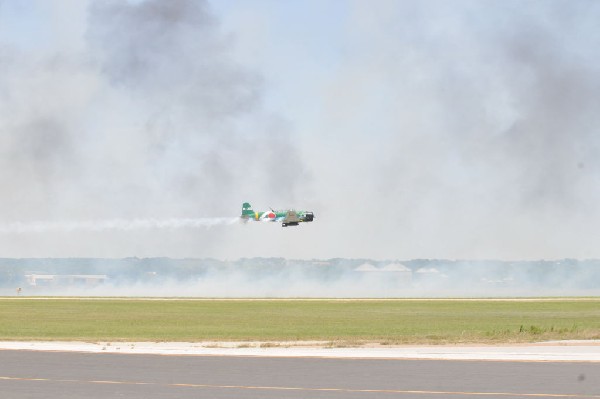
241,202,314,227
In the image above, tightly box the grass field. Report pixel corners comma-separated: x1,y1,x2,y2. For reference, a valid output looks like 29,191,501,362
1,298,599,344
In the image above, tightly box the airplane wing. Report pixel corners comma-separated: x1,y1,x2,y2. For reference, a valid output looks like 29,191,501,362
282,210,300,227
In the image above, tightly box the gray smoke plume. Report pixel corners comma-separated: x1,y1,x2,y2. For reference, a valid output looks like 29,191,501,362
0,0,309,257
300,0,600,260
1,0,600,260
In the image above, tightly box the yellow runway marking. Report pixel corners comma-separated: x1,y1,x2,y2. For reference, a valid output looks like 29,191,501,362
1,376,599,397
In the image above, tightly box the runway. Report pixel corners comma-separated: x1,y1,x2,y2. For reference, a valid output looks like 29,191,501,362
1,350,599,398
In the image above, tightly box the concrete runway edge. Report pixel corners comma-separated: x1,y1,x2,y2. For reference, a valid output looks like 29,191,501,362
1,340,600,362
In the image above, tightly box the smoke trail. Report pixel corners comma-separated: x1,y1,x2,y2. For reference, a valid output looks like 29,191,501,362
0,217,240,233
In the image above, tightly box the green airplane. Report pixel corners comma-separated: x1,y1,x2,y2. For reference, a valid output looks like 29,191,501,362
241,202,314,227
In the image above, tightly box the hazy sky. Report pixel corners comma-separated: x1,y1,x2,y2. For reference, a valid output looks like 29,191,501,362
1,0,599,260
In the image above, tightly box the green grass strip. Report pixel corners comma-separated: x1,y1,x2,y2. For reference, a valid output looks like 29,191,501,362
1,298,599,344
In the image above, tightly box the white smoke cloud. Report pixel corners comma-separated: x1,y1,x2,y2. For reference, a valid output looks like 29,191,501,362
0,0,311,257
1,1,600,260
239,0,600,260
5,258,599,298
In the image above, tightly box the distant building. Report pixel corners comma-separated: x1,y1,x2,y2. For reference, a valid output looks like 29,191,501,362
354,263,378,272
380,263,412,273
413,267,447,284
24,274,108,287
415,267,441,274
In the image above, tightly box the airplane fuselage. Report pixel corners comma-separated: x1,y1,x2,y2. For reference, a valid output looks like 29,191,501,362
241,203,314,227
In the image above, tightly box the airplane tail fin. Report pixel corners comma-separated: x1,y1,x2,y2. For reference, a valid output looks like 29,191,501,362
241,202,254,218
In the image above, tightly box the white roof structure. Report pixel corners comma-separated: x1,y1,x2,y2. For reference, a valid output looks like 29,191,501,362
354,263,378,272
381,263,411,272
415,267,440,274
354,263,411,272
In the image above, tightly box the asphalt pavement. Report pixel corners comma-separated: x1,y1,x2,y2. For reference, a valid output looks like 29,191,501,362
1,350,599,398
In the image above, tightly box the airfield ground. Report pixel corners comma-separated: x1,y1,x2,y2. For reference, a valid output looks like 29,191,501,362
0,298,599,344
